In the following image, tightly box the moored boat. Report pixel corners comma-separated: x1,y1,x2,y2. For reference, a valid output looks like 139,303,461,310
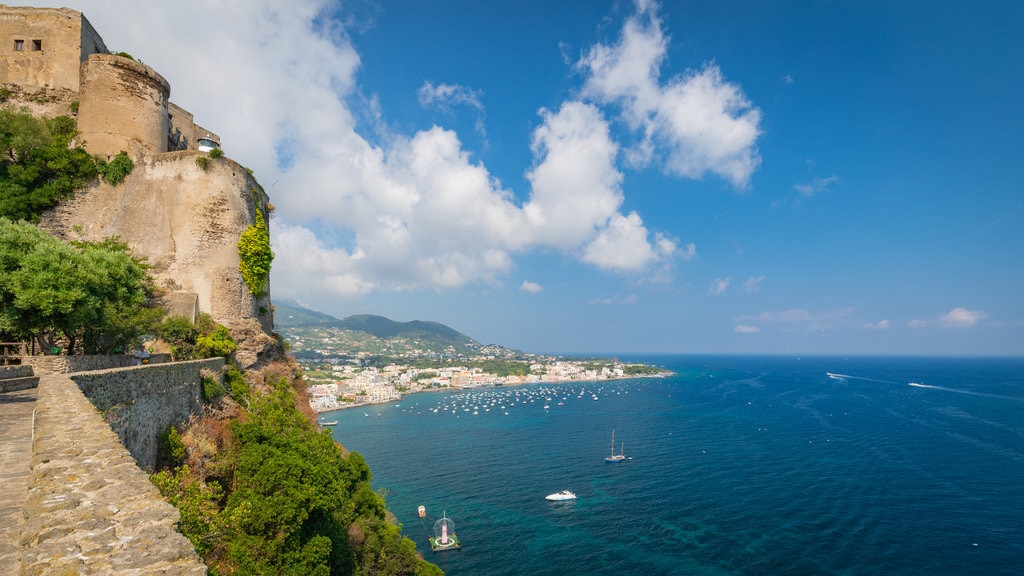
604,429,626,462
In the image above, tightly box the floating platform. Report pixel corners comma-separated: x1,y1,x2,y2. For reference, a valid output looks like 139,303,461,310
429,533,461,552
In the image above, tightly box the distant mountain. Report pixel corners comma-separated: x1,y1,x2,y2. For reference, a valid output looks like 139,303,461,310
274,301,343,327
274,301,479,353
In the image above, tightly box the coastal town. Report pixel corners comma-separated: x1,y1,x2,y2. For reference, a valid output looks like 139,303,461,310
277,320,669,413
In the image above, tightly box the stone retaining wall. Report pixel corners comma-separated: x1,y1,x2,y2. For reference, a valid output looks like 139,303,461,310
21,373,207,574
21,354,136,376
71,358,225,471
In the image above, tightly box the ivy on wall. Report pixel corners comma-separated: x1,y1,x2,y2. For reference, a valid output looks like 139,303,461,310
237,191,273,297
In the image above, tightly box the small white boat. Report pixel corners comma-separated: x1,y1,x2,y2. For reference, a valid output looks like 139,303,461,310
545,490,577,501
319,420,338,426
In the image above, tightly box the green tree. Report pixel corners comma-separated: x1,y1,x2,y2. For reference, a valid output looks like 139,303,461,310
237,206,273,297
0,110,97,222
0,218,158,353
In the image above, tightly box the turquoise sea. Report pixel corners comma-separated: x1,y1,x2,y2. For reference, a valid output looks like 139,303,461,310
322,356,1024,575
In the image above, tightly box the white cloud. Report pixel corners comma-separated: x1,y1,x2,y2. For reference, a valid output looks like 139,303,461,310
742,275,765,292
589,294,639,306
708,277,730,295
794,175,839,197
740,308,857,330
578,0,762,187
910,308,989,329
863,319,889,330
418,81,484,112
519,280,543,293
734,324,760,334
940,307,989,327
678,242,697,261
54,0,693,302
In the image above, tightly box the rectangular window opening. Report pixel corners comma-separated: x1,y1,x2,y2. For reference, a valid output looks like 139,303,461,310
32,40,41,51
13,39,24,51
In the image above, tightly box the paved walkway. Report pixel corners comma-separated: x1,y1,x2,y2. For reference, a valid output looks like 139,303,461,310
0,387,36,576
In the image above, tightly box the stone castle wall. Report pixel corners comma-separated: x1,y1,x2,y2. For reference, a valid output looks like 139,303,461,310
71,357,225,470
0,5,106,93
78,53,171,158
40,153,275,368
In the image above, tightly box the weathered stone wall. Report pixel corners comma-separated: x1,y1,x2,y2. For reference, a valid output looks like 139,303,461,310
0,5,106,92
78,53,170,158
71,357,224,471
21,372,206,574
21,353,135,376
40,152,276,368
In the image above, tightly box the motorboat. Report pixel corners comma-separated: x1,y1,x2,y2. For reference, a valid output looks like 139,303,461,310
545,490,577,501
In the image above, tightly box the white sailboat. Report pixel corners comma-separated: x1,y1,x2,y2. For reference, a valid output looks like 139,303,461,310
604,429,626,462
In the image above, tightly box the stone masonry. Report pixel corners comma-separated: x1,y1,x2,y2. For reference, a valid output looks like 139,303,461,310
18,372,207,574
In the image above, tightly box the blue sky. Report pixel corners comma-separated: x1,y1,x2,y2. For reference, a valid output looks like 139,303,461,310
49,1,1023,355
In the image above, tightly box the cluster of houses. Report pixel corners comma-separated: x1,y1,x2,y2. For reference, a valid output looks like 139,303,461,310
306,360,629,413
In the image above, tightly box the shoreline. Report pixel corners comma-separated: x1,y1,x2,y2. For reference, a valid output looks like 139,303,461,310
313,371,673,414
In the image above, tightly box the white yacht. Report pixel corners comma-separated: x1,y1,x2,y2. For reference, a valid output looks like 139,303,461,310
545,490,577,501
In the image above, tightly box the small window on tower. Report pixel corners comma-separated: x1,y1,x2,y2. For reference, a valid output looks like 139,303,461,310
32,40,41,51
13,39,24,51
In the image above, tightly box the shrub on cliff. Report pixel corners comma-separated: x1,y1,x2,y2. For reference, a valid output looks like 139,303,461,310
157,313,237,361
0,110,97,222
152,371,443,576
96,151,134,185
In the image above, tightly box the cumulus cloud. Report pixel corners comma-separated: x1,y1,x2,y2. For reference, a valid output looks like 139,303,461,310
708,277,730,295
54,0,721,304
519,280,543,293
577,0,762,187
910,308,989,329
734,324,760,334
863,319,889,330
940,307,989,327
678,242,697,261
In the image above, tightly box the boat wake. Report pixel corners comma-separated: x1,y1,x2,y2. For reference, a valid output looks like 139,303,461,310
826,372,896,384
907,382,1023,402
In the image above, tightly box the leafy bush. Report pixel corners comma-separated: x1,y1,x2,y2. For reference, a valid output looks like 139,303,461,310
195,325,237,359
159,426,187,468
202,374,227,401
96,151,134,185
195,156,209,170
69,100,78,114
226,365,249,406
152,373,442,575
209,147,223,159
0,110,97,222
0,87,11,103
237,207,273,297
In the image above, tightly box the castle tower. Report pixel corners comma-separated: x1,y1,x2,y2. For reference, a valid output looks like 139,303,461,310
77,53,170,157
0,5,107,93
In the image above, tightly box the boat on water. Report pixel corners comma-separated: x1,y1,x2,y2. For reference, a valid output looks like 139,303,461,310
428,511,461,551
418,505,426,518
604,429,626,462
319,420,338,426
545,490,577,501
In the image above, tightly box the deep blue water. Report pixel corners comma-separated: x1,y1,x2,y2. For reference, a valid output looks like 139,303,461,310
323,356,1024,575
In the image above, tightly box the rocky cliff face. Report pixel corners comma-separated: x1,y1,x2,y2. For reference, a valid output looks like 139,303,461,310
40,150,278,369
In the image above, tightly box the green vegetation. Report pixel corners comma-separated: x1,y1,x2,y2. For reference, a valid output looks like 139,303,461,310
0,110,98,222
237,204,273,297
152,374,442,576
0,219,162,354
209,147,224,159
96,151,134,185
195,155,209,170
156,313,237,361
114,51,135,60
0,88,12,103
